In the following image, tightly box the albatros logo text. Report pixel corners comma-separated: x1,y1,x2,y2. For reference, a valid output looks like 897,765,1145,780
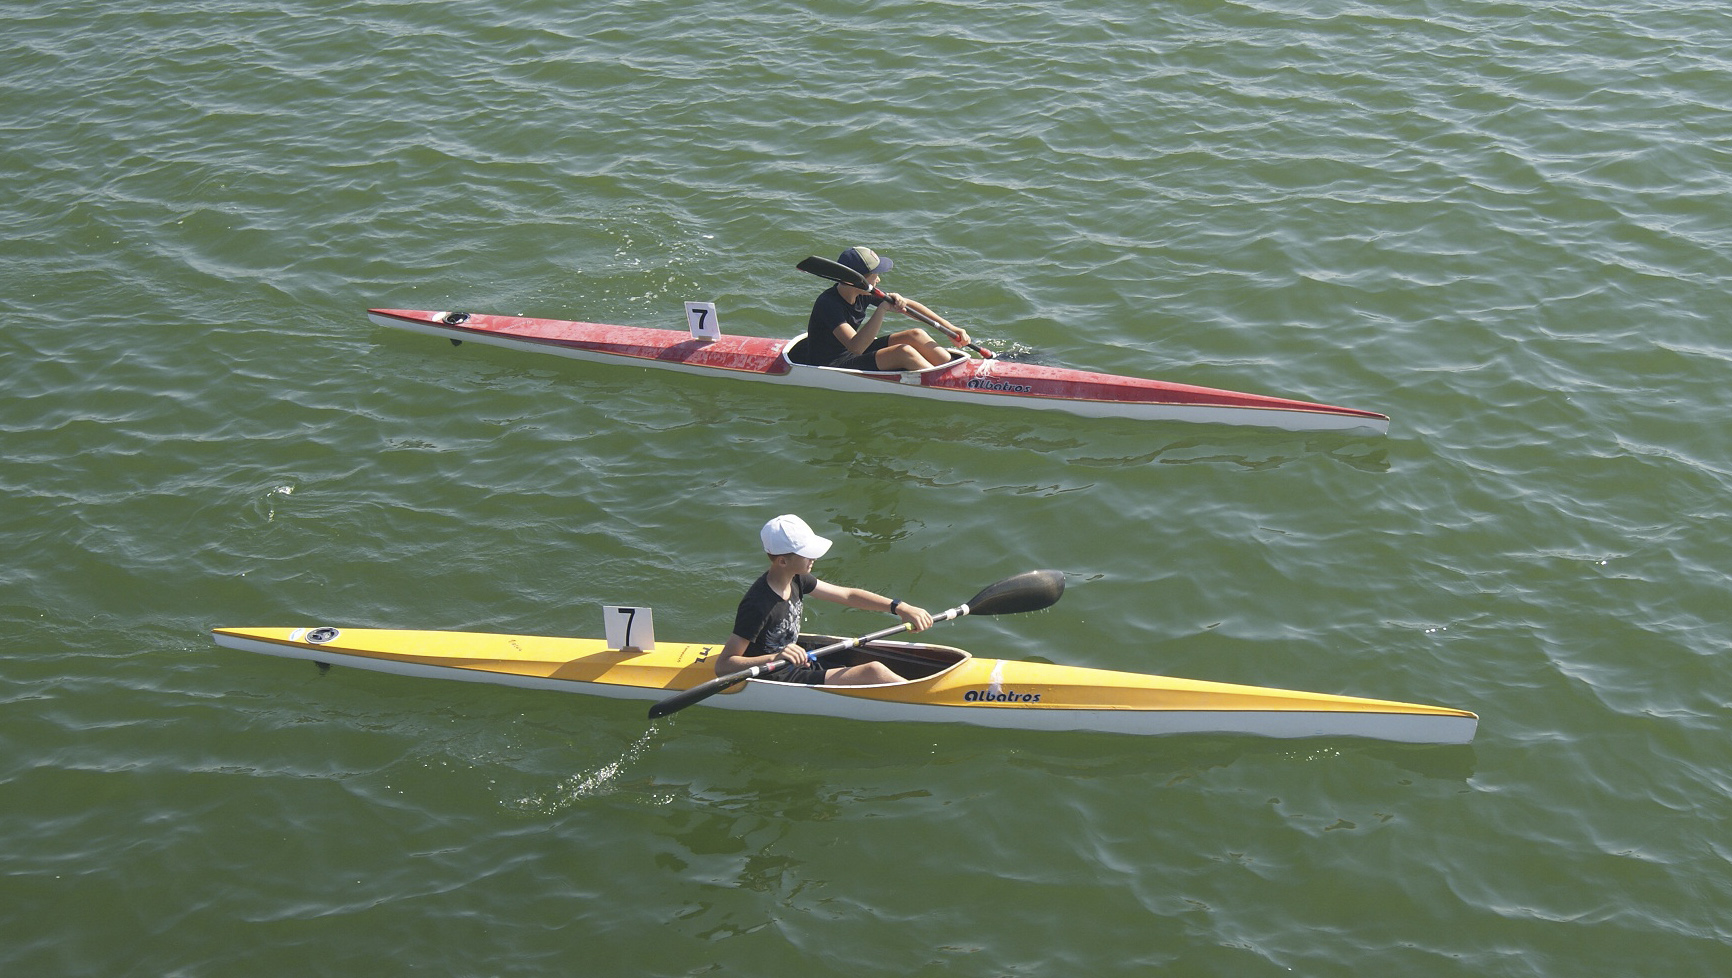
964,689,1042,703
966,378,1034,393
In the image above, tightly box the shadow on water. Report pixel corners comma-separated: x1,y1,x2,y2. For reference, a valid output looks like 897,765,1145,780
784,404,1389,477
935,726,1478,785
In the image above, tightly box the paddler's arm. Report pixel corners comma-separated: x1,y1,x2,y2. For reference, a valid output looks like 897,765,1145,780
834,298,891,355
714,633,811,676
811,581,934,632
882,293,972,348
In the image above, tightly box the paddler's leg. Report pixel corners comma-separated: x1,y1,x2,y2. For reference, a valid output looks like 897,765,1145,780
885,327,958,364
872,343,937,371
823,660,902,685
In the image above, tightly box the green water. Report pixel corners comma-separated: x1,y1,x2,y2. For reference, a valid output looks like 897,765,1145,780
4,0,1730,974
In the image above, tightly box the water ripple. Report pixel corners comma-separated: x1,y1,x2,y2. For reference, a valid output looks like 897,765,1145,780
7,0,1732,974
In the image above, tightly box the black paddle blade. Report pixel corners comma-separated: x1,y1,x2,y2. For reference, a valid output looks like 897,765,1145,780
797,255,869,289
964,570,1065,616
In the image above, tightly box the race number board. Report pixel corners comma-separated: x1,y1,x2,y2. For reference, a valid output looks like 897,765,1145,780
684,302,720,341
604,605,656,651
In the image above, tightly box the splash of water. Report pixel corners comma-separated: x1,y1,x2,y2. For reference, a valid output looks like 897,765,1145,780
515,726,661,814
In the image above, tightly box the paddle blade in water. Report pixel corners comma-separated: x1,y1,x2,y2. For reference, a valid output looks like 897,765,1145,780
964,570,1065,616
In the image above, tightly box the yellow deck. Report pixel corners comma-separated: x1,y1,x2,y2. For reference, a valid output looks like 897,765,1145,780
212,626,1475,721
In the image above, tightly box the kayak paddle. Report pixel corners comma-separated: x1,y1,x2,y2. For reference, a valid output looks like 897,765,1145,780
797,255,996,359
646,569,1064,720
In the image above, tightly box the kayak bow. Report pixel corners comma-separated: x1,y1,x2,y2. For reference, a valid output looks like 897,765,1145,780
211,626,1475,744
367,309,1390,434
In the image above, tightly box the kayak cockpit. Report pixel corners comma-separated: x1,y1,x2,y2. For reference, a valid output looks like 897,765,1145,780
780,336,970,378
789,635,970,683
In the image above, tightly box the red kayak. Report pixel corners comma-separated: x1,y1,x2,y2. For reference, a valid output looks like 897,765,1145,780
367,309,1390,434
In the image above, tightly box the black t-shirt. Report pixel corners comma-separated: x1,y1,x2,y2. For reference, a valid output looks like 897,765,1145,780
796,286,884,366
731,572,818,655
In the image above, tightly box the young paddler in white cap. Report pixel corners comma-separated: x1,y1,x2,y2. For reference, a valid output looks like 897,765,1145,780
714,514,934,686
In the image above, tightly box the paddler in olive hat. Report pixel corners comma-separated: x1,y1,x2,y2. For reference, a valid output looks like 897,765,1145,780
792,246,970,370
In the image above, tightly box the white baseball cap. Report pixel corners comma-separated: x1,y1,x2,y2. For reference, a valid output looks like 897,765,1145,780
760,514,833,559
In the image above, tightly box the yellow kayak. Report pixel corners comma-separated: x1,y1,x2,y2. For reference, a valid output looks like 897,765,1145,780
211,626,1477,744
